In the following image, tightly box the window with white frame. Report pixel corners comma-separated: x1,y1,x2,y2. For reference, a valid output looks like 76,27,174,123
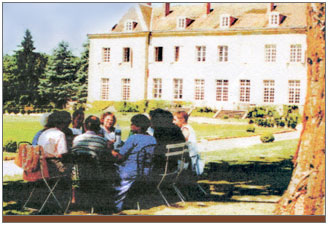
195,79,205,100
240,80,251,102
290,44,302,62
269,12,279,26
155,47,163,62
177,17,186,29
265,44,276,62
173,79,183,100
175,46,180,62
196,46,206,62
288,80,301,104
153,78,162,99
263,80,275,103
101,78,110,100
218,45,228,62
125,21,134,31
123,47,131,62
220,15,230,28
103,48,110,62
216,80,229,101
121,78,131,101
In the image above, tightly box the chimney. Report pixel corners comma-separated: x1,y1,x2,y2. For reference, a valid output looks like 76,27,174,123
165,3,170,16
206,3,211,15
268,3,276,12
146,3,151,6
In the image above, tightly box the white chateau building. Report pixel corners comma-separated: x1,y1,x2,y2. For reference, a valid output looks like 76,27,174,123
88,3,307,110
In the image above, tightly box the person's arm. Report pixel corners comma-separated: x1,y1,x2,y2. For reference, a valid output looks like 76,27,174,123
56,132,68,158
182,127,190,141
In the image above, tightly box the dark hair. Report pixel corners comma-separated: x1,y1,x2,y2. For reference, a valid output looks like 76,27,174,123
46,110,71,128
84,115,101,132
131,114,150,133
73,108,84,120
150,108,173,129
175,111,189,123
100,112,116,125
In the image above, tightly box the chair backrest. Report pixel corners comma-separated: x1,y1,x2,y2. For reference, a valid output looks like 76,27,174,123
15,142,50,181
164,142,189,175
136,144,157,178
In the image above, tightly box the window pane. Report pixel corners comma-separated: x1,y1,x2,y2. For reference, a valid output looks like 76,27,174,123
101,78,110,100
103,48,110,62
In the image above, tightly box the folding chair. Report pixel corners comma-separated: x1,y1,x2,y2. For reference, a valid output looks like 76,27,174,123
70,147,115,214
132,144,157,210
156,142,189,207
15,142,70,214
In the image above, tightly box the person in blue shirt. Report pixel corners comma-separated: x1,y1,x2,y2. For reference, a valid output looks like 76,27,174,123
113,114,157,212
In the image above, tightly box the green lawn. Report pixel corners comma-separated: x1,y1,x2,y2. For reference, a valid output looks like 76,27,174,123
201,139,298,164
190,122,289,140
3,114,290,147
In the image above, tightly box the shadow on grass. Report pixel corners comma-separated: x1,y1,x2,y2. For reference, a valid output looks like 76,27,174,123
3,159,293,215
198,158,294,201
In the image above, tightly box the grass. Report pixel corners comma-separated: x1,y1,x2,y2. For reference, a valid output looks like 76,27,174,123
3,114,290,148
201,139,298,164
191,122,289,140
3,139,298,215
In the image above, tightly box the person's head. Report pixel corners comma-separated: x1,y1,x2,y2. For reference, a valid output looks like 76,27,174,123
173,111,189,128
84,115,101,133
150,108,174,129
101,112,116,130
130,114,151,134
72,109,85,129
46,110,71,130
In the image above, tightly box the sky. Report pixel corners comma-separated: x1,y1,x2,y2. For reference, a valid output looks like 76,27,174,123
3,2,138,56
2,2,192,56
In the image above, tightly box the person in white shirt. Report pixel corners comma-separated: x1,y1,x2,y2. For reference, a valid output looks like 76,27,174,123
173,111,204,175
38,110,71,176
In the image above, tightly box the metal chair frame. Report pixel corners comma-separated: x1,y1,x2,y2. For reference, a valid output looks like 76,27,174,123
156,142,189,207
19,142,70,214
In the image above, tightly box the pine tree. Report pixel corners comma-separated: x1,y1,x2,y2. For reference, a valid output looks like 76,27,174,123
38,41,78,109
11,29,47,107
74,41,89,106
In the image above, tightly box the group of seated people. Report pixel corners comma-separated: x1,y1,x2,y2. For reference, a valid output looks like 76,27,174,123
32,108,204,213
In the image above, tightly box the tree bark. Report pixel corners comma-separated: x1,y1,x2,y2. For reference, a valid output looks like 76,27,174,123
275,3,325,215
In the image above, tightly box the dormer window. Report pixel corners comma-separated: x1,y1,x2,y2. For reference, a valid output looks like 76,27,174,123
269,12,279,26
177,17,194,29
220,14,230,28
125,20,137,32
177,17,186,29
268,12,285,27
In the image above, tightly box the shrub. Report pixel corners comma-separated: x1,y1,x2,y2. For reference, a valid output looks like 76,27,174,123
279,121,285,127
223,115,229,119
4,140,17,153
135,100,148,113
147,100,171,112
260,133,275,143
249,119,254,124
246,125,255,133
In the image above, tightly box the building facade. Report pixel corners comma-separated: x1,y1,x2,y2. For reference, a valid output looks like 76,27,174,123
88,3,307,110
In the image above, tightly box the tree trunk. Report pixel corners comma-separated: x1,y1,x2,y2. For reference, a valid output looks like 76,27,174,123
275,3,325,215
